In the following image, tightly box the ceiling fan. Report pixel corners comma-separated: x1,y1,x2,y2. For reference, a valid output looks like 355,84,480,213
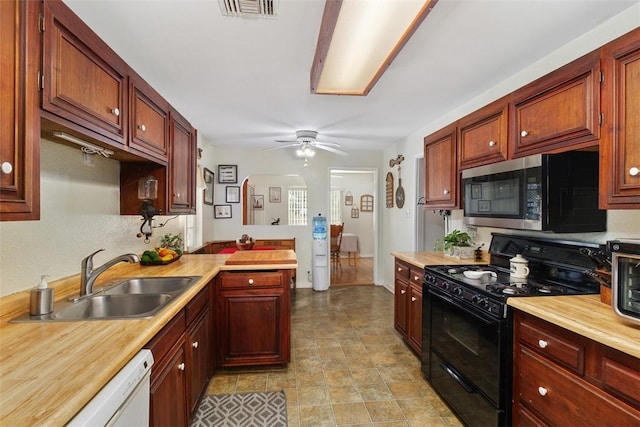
267,130,349,157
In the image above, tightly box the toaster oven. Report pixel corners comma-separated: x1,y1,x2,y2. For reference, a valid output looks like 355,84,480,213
608,239,640,325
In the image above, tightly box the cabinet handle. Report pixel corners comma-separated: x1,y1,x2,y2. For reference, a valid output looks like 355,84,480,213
488,140,496,147
397,267,403,272
630,166,640,177
538,386,548,396
192,341,199,349
248,278,254,285
411,297,417,302
111,107,120,117
414,276,420,281
138,124,146,132
177,362,185,371
1,162,13,174
538,339,548,349
443,189,449,195
520,130,528,137
400,289,406,294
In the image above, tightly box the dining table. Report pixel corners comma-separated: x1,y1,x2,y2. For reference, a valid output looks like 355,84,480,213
340,233,359,270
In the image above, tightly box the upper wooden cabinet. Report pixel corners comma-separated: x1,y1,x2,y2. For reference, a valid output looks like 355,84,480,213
510,51,601,157
424,123,459,209
129,71,170,163
458,97,509,170
42,0,128,147
0,0,41,221
168,110,196,214
600,27,640,209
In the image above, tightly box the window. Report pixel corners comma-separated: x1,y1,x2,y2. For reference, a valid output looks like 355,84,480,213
330,189,342,225
288,188,308,225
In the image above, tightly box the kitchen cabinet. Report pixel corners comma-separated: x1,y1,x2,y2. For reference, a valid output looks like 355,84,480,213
0,0,40,221
458,97,509,169
513,310,640,426
215,270,291,367
599,27,640,209
423,123,459,209
510,51,601,157
168,110,197,214
145,284,212,426
393,259,423,355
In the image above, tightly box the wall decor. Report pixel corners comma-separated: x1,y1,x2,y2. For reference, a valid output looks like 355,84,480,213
214,204,232,218
226,186,240,203
345,191,353,206
269,187,281,203
203,168,214,205
252,195,264,210
385,172,394,208
217,164,237,183
361,194,374,212
351,205,360,218
389,154,405,209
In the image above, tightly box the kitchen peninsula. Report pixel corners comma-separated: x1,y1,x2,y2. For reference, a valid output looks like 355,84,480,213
0,252,296,426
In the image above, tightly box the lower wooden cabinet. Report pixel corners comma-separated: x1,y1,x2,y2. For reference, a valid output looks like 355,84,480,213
513,310,640,426
215,270,291,367
393,259,423,355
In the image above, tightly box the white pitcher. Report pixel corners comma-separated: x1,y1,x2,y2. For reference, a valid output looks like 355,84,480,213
510,254,530,279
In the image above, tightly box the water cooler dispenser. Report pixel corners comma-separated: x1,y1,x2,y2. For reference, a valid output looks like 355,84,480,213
312,214,329,291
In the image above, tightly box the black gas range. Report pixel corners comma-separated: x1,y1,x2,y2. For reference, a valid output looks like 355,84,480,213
421,233,603,427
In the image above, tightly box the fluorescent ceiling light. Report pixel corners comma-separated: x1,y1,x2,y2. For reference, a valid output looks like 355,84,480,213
52,132,114,157
311,0,438,96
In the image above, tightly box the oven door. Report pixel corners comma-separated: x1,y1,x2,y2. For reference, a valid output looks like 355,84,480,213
428,288,511,427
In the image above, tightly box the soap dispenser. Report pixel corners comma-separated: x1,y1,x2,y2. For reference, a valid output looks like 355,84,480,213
30,275,54,316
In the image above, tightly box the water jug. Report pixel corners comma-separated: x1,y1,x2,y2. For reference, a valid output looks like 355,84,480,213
312,214,327,240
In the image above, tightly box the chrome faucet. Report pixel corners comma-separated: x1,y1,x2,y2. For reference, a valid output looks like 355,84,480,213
80,249,140,296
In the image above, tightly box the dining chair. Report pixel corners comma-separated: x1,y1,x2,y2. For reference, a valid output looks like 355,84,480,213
330,223,344,268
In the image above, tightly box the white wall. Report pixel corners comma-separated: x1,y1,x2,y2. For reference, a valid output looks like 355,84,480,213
379,6,640,291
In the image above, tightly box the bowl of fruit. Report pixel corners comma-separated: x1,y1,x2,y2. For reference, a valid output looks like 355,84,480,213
140,247,183,266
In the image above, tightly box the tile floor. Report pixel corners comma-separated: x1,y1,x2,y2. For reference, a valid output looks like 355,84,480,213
206,285,462,427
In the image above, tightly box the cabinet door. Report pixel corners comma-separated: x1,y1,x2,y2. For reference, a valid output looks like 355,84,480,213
511,51,600,157
424,123,459,208
600,28,640,208
129,71,169,162
187,310,210,414
150,341,188,427
42,0,127,145
458,98,508,169
0,0,40,221
168,110,196,214
408,282,423,354
394,280,409,337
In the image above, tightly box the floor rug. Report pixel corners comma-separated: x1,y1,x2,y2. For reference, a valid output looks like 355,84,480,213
191,391,287,427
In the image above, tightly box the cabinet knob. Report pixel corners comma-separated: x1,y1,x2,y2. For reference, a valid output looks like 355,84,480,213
177,362,185,371
630,166,640,177
520,130,529,137
411,296,417,302
111,107,120,117
538,339,548,349
1,162,13,174
538,386,548,396
488,140,496,147
192,341,199,349
248,278,254,285
443,189,449,195
400,289,406,294
414,276,420,281
138,124,146,132
397,267,403,272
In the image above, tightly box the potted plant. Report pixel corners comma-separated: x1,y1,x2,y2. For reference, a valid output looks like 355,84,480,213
159,233,184,252
443,229,474,258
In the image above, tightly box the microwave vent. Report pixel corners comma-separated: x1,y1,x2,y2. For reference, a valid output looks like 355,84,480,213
219,0,277,18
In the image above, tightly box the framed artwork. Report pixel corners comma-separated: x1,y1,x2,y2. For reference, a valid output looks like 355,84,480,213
385,172,394,208
269,187,281,203
214,204,232,218
361,194,374,212
345,191,353,206
217,165,237,184
471,184,482,199
252,195,264,210
351,205,360,218
226,186,240,203
203,168,214,205
478,200,491,212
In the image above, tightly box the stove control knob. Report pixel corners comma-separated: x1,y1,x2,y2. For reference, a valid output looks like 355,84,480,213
453,287,463,296
442,281,450,290
472,295,488,307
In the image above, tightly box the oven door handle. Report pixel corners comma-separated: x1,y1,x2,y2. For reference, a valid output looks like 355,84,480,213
440,363,475,394
428,289,495,326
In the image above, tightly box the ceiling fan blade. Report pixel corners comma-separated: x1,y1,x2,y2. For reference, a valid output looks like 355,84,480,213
315,145,349,156
313,141,342,147
274,139,298,143
264,143,299,151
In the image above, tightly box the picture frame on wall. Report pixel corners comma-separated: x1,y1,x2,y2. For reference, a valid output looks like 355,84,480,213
203,168,214,205
269,187,281,203
252,195,264,210
214,204,232,218
217,165,237,184
226,186,240,203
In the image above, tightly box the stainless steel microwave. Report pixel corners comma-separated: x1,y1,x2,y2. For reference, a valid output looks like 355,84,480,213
462,152,606,232
609,239,640,326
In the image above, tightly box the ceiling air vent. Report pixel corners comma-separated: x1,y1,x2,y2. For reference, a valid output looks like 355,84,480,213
219,0,277,18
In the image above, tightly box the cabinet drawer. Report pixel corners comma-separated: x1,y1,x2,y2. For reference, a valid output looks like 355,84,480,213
185,286,208,325
395,260,410,282
144,310,186,362
218,271,284,289
518,346,640,426
519,315,584,374
409,266,423,287
601,354,640,407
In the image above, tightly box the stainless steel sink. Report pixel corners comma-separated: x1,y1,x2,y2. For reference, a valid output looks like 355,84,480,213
104,276,201,296
53,294,173,320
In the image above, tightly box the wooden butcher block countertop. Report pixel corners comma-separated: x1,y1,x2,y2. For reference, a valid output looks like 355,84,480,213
392,251,490,268
226,249,297,265
0,253,297,426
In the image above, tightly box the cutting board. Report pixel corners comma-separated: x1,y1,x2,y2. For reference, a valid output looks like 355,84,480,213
225,249,297,265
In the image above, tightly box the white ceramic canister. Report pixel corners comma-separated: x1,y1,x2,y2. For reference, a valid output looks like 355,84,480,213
510,254,530,279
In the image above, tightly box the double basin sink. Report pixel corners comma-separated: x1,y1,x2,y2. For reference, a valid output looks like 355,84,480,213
14,276,202,322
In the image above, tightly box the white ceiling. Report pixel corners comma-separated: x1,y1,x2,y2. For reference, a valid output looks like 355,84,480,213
63,0,638,155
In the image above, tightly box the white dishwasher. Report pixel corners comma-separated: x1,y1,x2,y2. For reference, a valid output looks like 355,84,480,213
67,349,154,427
